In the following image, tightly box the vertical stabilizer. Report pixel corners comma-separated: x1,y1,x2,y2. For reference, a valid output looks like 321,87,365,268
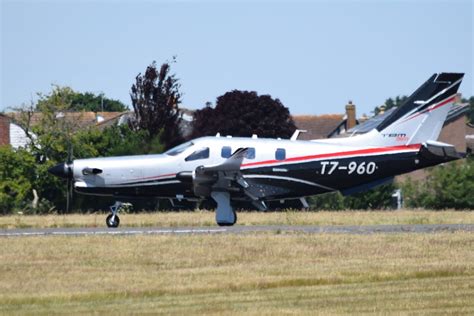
318,73,464,147
376,73,464,145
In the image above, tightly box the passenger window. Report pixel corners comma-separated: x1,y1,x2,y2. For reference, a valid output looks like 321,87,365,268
185,147,210,161
246,148,256,159
221,146,232,158
275,148,286,160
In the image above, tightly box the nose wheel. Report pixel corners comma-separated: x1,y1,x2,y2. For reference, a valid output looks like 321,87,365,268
106,202,122,228
106,213,120,228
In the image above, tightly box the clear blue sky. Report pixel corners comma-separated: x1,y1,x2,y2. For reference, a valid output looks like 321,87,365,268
1,0,472,116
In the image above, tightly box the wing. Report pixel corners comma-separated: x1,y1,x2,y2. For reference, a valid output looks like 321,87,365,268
192,148,267,208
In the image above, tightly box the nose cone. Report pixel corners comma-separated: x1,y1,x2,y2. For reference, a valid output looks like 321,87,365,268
48,162,73,179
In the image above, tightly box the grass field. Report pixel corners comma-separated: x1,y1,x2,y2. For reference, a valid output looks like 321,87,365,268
0,209,473,229
1,211,473,314
0,232,473,314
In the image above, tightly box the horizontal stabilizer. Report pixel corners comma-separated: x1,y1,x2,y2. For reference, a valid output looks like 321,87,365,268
419,142,462,162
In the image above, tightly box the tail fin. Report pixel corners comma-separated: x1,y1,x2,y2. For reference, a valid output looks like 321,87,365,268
320,73,465,147
375,73,464,145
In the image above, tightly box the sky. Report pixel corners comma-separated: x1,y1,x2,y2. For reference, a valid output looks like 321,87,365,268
1,0,473,116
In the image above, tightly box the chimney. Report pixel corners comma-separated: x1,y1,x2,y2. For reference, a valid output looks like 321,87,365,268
378,105,386,115
345,100,356,130
455,93,462,104
0,115,11,146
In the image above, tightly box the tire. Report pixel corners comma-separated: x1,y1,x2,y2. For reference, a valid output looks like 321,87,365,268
217,210,237,226
106,214,120,228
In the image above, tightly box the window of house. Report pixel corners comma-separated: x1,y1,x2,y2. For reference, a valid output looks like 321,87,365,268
185,147,210,161
275,148,286,160
221,146,232,158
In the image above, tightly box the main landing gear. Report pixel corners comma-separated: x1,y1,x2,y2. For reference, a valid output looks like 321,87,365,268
106,201,122,228
211,192,237,226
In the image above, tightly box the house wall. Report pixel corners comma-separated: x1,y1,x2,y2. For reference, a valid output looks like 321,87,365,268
9,123,31,149
0,115,10,146
466,124,474,155
438,117,467,152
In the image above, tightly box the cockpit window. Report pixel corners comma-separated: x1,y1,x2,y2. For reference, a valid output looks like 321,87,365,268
185,147,210,161
165,141,194,156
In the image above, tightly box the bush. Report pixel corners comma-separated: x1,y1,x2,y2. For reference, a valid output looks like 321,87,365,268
402,158,474,209
309,183,397,210
0,146,36,214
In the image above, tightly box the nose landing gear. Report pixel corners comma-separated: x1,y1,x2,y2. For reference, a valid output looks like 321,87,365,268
106,201,122,228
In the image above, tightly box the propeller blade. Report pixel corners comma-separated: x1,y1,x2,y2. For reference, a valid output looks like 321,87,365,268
66,140,74,212
66,179,71,213
67,141,73,164
66,177,74,213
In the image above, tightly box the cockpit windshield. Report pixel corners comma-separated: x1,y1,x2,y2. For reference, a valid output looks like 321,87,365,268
165,141,194,156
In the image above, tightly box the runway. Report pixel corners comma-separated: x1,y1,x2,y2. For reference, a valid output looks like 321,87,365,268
1,223,473,237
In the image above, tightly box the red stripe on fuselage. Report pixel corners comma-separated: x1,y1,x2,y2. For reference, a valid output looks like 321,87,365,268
242,144,421,168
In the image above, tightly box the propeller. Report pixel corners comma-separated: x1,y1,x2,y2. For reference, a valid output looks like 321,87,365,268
47,151,74,213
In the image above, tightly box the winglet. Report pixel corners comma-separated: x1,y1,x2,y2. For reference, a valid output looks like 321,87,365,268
201,148,249,173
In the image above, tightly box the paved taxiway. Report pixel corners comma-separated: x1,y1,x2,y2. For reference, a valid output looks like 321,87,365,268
1,224,473,237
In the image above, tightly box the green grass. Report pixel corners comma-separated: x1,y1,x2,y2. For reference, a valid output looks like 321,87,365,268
0,209,472,229
0,232,473,314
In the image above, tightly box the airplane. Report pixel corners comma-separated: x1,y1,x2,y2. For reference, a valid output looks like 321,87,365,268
48,73,465,228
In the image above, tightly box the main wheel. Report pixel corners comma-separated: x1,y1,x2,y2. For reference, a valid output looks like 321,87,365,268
217,210,237,226
106,214,120,228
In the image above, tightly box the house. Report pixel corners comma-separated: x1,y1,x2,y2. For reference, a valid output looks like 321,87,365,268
1,111,128,149
1,108,194,149
0,113,32,149
292,101,361,140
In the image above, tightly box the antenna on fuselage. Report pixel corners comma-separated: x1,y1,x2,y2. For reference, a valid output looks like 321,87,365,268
290,129,307,141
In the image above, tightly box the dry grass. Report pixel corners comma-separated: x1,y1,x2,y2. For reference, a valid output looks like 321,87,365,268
0,210,473,229
0,232,473,314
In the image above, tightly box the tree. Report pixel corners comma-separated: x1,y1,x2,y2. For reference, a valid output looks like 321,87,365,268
12,87,128,212
130,60,183,150
401,158,474,209
69,92,127,112
190,90,296,139
0,146,36,214
16,86,79,163
76,124,163,157
462,96,474,124
12,88,88,211
36,85,128,113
